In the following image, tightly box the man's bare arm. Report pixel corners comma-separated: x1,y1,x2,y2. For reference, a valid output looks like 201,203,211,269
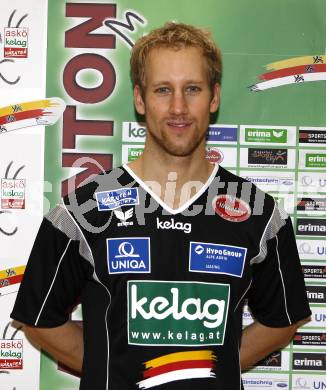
240,318,309,371
22,320,83,373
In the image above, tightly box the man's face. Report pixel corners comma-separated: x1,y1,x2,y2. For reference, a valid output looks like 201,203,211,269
134,46,220,157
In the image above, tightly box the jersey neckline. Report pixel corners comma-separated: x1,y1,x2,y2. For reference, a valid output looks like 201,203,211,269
122,163,219,215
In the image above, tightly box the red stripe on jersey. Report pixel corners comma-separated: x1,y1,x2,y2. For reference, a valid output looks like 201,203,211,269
143,359,214,379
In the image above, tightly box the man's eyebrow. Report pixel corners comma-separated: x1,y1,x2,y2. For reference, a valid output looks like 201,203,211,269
151,80,205,87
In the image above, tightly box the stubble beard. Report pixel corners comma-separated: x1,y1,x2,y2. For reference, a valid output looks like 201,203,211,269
147,125,207,157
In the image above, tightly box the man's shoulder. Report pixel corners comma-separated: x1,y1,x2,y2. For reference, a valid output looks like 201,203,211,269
63,165,134,206
55,166,138,235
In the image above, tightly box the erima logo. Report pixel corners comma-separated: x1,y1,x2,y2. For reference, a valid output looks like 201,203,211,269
114,208,134,227
156,218,191,234
308,156,326,163
248,130,270,137
298,224,326,233
293,358,323,367
130,284,225,328
297,219,326,236
247,130,284,138
273,130,284,138
307,291,324,300
306,286,326,303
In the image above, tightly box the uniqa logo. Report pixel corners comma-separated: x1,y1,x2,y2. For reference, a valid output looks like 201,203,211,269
130,284,225,328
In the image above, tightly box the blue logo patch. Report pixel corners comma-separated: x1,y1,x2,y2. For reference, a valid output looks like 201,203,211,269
206,126,238,142
189,242,246,277
96,187,139,211
107,237,150,274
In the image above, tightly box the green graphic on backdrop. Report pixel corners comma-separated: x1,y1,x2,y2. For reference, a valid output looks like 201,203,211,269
44,0,326,389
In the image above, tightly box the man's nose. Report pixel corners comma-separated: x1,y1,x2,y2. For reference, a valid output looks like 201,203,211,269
169,91,188,115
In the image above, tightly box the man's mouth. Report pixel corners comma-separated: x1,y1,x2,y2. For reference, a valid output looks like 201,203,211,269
167,120,192,130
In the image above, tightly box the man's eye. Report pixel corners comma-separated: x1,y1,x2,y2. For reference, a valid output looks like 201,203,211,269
154,87,170,94
186,85,201,93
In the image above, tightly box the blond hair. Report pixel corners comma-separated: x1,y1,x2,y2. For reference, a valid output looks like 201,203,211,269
130,22,222,92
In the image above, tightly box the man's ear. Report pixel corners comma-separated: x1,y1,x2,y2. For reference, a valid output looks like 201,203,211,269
210,83,220,113
134,85,145,115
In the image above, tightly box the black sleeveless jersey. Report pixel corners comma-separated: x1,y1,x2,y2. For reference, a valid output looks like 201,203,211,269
11,164,311,390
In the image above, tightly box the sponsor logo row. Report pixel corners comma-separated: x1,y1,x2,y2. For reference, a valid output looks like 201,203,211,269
122,144,237,166
122,144,326,170
274,197,326,215
296,239,326,260
243,373,326,390
247,350,326,372
123,123,326,146
95,187,252,223
107,174,326,220
243,172,326,193
243,306,326,329
101,160,324,201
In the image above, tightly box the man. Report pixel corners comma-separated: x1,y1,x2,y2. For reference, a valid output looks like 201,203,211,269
11,22,310,389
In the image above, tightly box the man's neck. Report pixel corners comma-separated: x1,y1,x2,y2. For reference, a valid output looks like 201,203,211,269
127,147,215,210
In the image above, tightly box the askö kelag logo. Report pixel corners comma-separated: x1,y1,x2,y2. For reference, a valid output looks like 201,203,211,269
0,339,23,369
127,280,229,346
1,178,25,209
